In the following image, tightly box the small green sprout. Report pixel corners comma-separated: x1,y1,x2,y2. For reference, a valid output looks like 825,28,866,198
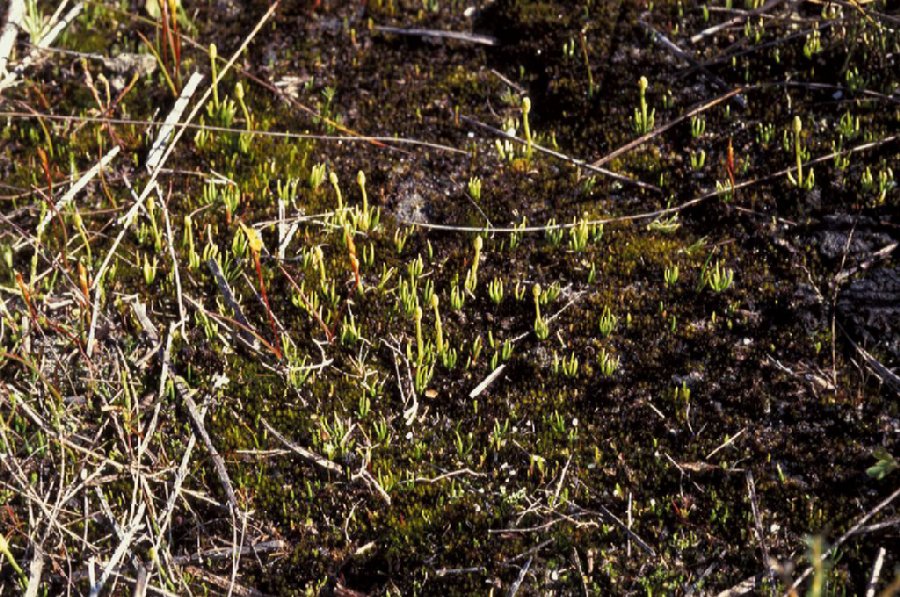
514,280,526,301
866,447,898,480
142,255,158,286
231,227,248,258
690,149,706,170
664,265,679,289
469,335,483,365
545,218,563,246
861,165,895,205
633,76,655,134
442,346,458,369
450,282,465,311
561,352,579,378
541,281,561,304
569,215,589,252
467,177,482,201
756,122,775,146
598,306,617,337
309,163,327,190
690,115,706,138
393,226,412,253
706,260,734,293
647,213,681,233
597,348,619,377
340,311,360,345
838,111,859,140
803,28,822,58
488,277,504,305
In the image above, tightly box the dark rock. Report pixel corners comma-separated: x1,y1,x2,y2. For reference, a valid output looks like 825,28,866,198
836,267,900,364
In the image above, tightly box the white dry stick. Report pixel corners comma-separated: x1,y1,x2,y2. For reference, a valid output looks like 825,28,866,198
627,492,633,558
158,187,186,329
0,0,24,75
24,546,44,597
0,2,83,90
36,145,120,237
469,364,505,398
145,72,204,172
89,501,146,597
865,547,886,597
260,417,343,475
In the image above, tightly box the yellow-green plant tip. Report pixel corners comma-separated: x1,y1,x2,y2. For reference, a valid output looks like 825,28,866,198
792,115,802,133
240,223,264,253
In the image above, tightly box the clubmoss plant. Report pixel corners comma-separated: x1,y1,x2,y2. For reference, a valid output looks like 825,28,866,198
414,305,425,367
430,294,444,354
533,283,549,340
329,172,344,223
787,116,814,190
522,97,533,157
465,236,482,293
355,170,371,231
234,82,252,131
633,76,655,134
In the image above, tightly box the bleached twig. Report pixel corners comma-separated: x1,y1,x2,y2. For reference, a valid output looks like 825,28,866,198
0,2,83,90
36,145,120,237
0,0,24,75
145,73,203,172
